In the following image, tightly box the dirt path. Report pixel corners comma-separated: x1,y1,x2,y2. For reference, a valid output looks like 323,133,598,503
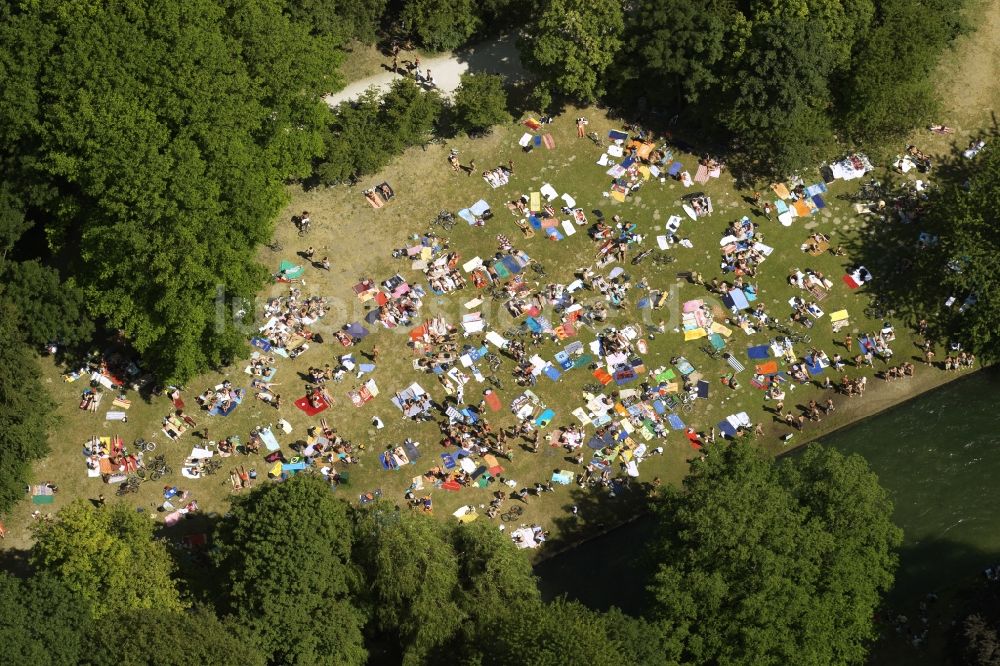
324,33,526,107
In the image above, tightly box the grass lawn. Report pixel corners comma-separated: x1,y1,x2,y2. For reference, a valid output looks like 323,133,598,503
3,102,973,561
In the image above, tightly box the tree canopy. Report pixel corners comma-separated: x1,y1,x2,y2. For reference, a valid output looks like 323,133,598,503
401,0,481,51
30,501,185,619
0,0,340,382
452,72,512,134
0,300,54,514
0,573,90,666
212,475,367,665
520,0,624,104
610,0,967,175
902,144,1000,361
647,442,901,665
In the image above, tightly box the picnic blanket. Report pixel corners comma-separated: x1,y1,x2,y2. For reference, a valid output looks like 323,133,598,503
294,396,329,416
755,361,779,375
258,427,280,451
278,260,305,279
747,345,770,360
208,389,244,416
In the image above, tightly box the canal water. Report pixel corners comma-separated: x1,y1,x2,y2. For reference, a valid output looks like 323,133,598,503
536,369,1000,651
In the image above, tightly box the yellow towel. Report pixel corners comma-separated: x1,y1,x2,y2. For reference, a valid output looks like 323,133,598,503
829,309,849,322
530,192,541,211
684,328,707,341
710,322,733,337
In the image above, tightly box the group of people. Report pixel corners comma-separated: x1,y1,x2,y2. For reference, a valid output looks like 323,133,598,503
425,252,467,293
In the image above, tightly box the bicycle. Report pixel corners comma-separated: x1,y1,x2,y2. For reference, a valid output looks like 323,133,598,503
582,382,604,394
864,302,895,320
485,353,502,372
770,321,794,336
266,240,283,253
530,263,547,278
504,326,526,339
487,375,503,391
146,455,172,481
501,505,524,522
631,249,653,265
700,345,722,360
432,210,456,231
133,438,156,452
651,252,676,266
116,476,142,496
201,458,223,476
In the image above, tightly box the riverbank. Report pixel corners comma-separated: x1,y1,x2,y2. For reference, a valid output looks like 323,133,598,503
535,368,1000,665
530,364,983,565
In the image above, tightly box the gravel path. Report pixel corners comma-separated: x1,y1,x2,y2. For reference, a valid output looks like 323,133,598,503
324,34,525,107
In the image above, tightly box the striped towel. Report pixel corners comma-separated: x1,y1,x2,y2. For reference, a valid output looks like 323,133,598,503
726,355,745,373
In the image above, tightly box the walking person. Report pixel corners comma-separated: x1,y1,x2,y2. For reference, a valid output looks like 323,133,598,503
319,257,330,270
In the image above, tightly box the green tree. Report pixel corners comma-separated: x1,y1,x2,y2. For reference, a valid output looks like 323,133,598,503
381,77,445,147
480,598,655,665
0,0,338,382
89,606,266,666
318,82,444,185
840,0,966,144
212,475,366,665
452,72,511,134
448,519,540,655
401,0,481,51
520,0,624,103
0,573,89,666
719,16,837,175
914,145,1000,360
629,0,735,107
30,501,184,619
1,260,94,348
284,0,387,43
0,182,31,260
0,301,54,513
647,442,900,665
354,505,463,665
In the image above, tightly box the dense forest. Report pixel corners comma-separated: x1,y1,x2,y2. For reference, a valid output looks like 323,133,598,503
2,444,901,665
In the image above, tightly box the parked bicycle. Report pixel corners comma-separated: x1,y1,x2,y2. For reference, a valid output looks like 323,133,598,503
485,353,502,372
651,252,676,266
133,438,156,452
146,454,172,481
631,249,653,265
431,210,456,231
200,458,223,476
115,475,143,496
700,345,722,360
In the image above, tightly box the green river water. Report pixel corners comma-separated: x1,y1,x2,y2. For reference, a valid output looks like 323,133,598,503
535,368,1000,662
